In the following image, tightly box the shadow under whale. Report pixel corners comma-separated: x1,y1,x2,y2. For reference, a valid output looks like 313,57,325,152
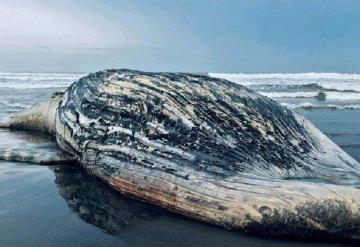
0,129,356,246
51,164,164,235
50,164,358,246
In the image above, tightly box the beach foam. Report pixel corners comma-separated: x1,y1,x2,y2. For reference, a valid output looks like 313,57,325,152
0,72,85,89
210,72,360,110
209,72,360,92
0,100,28,109
259,91,360,100
281,102,360,110
209,72,360,80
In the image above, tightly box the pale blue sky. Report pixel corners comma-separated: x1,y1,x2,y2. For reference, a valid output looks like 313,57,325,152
1,0,360,72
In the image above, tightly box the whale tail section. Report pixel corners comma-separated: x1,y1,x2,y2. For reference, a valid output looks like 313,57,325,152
0,94,62,135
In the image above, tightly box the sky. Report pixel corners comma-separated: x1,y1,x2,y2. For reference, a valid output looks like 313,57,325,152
1,0,360,73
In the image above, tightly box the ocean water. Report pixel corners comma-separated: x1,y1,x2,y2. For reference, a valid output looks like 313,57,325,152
0,72,359,246
210,72,360,110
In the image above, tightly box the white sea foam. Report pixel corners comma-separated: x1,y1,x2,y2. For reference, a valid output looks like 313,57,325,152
209,72,360,92
259,91,360,100
281,102,360,110
0,72,86,89
209,72,360,110
259,92,318,99
0,100,28,109
209,72,360,80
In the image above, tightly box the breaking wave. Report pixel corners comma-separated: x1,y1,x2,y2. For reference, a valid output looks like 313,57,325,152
281,102,360,110
247,83,359,93
209,72,360,92
0,72,86,89
209,72,360,110
209,72,360,80
259,91,360,100
0,100,28,109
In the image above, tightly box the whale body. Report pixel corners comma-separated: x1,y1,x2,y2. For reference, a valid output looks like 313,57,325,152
2,69,360,241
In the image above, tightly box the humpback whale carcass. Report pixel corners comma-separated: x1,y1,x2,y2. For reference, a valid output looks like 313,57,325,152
2,69,360,241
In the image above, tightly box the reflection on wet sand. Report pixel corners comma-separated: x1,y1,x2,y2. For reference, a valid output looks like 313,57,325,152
0,130,71,164
52,165,164,235
52,165,357,247
0,129,57,147
0,130,352,246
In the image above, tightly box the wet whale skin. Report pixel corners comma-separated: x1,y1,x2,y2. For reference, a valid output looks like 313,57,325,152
52,69,360,240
